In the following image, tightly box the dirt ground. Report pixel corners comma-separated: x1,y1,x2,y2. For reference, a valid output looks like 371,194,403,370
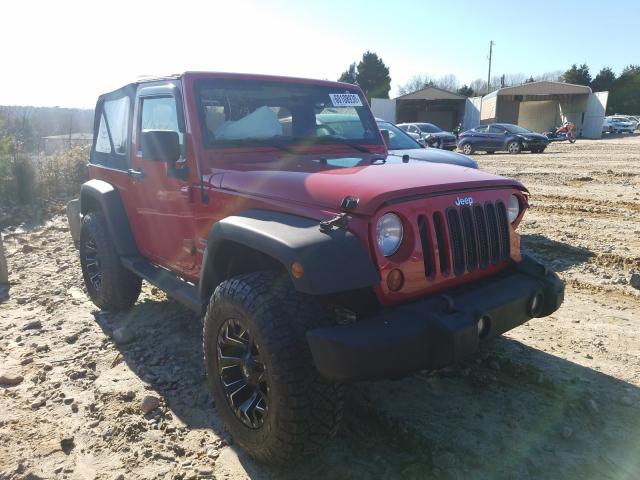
1,135,639,480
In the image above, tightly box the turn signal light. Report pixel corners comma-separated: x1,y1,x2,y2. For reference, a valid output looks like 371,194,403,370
291,262,304,279
387,269,404,292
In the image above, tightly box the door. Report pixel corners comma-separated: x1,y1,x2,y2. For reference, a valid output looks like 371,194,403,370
408,125,422,140
470,125,489,148
486,124,507,149
127,86,198,276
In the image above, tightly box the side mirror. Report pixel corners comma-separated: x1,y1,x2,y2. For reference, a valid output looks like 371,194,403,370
380,129,390,145
141,130,181,163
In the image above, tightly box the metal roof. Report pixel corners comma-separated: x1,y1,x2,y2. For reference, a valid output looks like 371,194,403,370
396,85,466,101
492,81,592,96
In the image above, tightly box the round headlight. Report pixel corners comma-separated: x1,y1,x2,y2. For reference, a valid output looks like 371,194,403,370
376,213,403,257
507,194,520,223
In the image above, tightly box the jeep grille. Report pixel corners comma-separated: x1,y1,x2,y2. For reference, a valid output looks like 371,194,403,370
418,201,511,278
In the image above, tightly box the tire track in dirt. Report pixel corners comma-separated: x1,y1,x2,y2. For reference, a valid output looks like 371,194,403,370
531,194,640,213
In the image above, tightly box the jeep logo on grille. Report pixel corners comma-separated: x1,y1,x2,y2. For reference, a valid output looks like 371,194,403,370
455,196,473,207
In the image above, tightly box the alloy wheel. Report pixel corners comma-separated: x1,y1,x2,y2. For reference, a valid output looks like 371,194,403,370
217,318,268,429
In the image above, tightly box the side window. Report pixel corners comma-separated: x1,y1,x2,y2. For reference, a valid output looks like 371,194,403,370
140,96,183,150
104,97,130,154
95,115,111,153
488,125,504,134
475,126,488,133
91,95,131,169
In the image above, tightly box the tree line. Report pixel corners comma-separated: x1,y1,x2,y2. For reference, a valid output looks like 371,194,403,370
0,109,89,213
563,63,640,114
338,52,640,115
0,106,93,153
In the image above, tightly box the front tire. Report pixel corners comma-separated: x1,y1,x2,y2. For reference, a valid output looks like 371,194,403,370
203,271,344,464
461,143,474,155
507,141,522,154
79,211,141,311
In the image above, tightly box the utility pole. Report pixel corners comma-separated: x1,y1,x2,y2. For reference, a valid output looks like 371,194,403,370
487,40,494,94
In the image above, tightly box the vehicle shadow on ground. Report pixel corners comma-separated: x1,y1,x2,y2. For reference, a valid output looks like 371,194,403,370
597,132,639,140
95,297,640,480
521,233,594,272
0,285,9,303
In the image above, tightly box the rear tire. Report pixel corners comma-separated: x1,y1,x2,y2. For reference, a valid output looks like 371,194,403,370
507,141,522,154
461,143,474,155
203,271,344,464
79,211,141,311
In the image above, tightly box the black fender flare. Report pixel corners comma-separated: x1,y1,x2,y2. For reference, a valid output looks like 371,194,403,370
199,209,380,300
79,179,138,256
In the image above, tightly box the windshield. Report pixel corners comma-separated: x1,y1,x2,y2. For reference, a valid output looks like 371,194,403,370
503,124,532,134
376,121,421,150
196,79,382,149
417,123,442,133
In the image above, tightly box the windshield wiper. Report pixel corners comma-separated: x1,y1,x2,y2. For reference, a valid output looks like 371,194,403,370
309,135,372,154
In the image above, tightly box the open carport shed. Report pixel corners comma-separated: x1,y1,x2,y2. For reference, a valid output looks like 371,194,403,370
479,81,608,138
392,86,467,131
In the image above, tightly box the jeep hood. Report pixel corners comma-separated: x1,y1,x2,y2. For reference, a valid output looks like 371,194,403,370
212,156,525,216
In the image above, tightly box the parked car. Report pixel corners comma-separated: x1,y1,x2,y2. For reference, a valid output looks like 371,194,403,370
457,123,550,154
66,72,563,463
282,114,475,170
396,122,457,150
612,115,639,130
603,116,636,134
374,119,477,168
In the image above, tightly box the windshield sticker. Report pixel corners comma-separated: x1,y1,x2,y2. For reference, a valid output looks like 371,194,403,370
329,93,363,107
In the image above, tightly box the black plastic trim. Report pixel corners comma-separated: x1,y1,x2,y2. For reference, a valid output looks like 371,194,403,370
199,209,380,300
79,179,139,256
121,256,202,313
307,254,564,382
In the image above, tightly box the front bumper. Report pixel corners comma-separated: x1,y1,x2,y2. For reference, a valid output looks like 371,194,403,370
522,140,548,149
307,255,563,382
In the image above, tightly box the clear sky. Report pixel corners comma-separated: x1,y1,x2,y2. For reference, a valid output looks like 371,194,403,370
2,0,638,108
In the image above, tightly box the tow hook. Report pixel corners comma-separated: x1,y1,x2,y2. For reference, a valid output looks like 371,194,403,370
319,213,349,232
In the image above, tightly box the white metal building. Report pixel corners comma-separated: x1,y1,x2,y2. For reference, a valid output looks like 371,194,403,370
477,81,608,138
371,86,471,131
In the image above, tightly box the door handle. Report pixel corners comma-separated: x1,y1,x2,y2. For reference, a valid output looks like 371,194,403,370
127,168,145,181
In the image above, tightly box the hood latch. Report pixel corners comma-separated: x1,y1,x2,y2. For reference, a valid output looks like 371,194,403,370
319,213,349,233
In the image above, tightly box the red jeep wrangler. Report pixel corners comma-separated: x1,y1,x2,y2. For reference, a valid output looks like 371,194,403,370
67,72,563,463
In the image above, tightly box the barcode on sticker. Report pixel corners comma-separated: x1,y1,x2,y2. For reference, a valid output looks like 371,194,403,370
329,93,363,107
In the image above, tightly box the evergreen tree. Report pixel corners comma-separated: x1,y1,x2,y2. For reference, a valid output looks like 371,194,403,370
563,63,592,86
338,63,357,84
591,67,616,92
337,52,391,101
608,65,640,114
457,85,474,97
